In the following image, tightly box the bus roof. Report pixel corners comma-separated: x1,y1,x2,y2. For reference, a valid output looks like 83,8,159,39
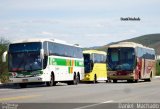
83,50,106,55
12,38,81,48
108,42,154,50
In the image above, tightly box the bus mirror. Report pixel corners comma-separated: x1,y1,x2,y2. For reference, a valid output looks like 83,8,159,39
2,51,7,62
40,49,44,59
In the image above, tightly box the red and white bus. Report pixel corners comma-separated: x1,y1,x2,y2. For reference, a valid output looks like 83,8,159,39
107,42,155,83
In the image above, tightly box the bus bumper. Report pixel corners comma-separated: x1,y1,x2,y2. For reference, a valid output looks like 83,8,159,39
81,74,93,81
108,71,134,80
9,76,44,83
81,78,93,81
108,75,134,80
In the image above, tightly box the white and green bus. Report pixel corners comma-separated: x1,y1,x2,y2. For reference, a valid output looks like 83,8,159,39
2,39,84,88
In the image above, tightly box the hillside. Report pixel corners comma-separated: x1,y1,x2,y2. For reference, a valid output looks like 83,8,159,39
93,34,160,55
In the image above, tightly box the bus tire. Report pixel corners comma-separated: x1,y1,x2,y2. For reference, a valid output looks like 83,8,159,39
107,78,111,83
145,78,151,82
149,72,152,82
68,73,78,85
93,75,97,84
145,72,152,82
145,79,151,82
77,73,80,84
134,72,140,83
19,83,27,88
46,73,56,86
134,79,138,83
73,73,78,85
105,80,108,83
113,80,117,83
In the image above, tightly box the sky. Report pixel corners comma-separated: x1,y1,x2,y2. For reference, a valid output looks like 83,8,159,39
0,0,160,47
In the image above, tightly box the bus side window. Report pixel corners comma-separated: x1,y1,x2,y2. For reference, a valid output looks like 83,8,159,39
43,41,48,56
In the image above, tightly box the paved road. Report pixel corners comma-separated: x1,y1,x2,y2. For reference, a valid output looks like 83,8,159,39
0,78,160,109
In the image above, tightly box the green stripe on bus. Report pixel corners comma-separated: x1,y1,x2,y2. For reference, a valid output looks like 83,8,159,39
49,57,84,67
75,60,84,67
49,58,67,66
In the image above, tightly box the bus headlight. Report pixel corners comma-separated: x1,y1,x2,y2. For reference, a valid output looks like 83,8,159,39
85,74,90,78
10,72,17,77
31,71,42,76
36,74,42,76
129,73,133,76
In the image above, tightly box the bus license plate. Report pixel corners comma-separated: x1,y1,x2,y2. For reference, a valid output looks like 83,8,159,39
22,79,28,82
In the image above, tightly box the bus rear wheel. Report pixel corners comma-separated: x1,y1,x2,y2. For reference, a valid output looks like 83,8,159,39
19,83,27,88
68,73,79,85
134,79,139,83
93,75,97,84
145,79,151,82
145,73,152,82
145,76,152,82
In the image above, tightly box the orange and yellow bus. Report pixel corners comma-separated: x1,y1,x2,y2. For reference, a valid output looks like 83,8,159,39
107,42,155,83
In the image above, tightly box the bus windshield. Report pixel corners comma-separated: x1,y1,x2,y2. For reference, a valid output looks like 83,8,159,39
8,42,42,72
107,47,135,71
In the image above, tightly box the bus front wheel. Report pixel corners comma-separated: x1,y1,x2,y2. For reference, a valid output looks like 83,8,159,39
46,74,56,86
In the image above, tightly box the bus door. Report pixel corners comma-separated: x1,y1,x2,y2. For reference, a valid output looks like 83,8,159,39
83,54,93,73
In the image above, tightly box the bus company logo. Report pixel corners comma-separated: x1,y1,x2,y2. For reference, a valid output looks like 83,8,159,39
49,58,57,65
52,62,57,65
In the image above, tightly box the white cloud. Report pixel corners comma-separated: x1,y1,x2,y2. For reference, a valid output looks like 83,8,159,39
1,0,159,14
0,0,160,47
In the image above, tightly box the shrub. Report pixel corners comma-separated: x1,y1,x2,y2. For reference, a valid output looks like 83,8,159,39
0,37,9,83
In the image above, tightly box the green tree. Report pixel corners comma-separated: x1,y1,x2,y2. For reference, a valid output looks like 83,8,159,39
0,37,10,83
156,60,160,76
